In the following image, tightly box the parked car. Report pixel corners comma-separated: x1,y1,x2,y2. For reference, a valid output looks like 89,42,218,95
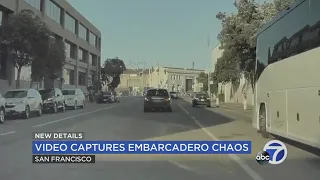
0,93,6,124
4,89,42,119
38,88,65,113
192,93,211,107
144,88,172,112
170,91,179,99
62,88,85,109
97,91,115,103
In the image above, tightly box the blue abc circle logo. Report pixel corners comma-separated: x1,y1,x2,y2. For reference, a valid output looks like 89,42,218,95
263,140,287,165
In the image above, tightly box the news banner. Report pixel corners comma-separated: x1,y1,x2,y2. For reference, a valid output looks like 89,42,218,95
32,132,252,164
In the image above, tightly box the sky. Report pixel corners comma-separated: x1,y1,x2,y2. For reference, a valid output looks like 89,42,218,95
67,0,266,70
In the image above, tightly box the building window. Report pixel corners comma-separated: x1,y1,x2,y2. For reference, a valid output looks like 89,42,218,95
65,42,71,58
69,70,74,85
78,48,83,61
45,0,61,23
0,11,2,25
24,0,41,10
65,13,76,33
78,72,86,86
89,32,96,46
79,23,87,41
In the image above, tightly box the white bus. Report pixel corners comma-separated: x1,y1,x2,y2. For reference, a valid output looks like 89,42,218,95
253,0,320,149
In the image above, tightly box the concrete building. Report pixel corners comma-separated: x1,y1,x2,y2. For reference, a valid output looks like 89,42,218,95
118,69,150,92
0,0,101,93
149,66,204,93
212,44,253,105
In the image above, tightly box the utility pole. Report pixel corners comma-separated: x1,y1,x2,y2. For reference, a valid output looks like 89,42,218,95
207,34,211,98
157,62,160,88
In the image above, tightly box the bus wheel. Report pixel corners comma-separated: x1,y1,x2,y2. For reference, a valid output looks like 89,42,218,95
259,104,269,138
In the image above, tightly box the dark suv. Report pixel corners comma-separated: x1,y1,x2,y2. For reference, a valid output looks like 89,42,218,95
39,88,66,113
144,89,172,112
97,91,115,103
192,93,211,107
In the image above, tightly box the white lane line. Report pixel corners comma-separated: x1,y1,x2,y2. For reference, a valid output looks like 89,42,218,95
32,104,119,128
0,131,16,136
178,104,264,180
169,160,206,176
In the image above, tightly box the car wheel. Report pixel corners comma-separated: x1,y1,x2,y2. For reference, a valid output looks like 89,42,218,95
192,104,195,107
207,104,211,108
74,101,77,110
37,104,42,116
0,108,5,124
62,103,66,112
81,101,85,109
53,103,58,113
24,106,30,119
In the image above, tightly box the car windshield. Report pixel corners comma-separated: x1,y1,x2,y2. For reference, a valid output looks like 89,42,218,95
62,90,75,95
4,91,27,98
170,92,177,94
195,94,208,98
147,89,169,97
39,89,54,99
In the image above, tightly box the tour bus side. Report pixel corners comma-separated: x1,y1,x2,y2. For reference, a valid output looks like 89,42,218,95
253,0,320,149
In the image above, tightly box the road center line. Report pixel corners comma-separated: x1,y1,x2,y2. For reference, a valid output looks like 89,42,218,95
178,103,264,180
0,131,16,136
32,104,119,128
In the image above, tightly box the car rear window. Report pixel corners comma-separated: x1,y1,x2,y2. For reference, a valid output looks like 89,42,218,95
147,89,169,97
195,94,208,98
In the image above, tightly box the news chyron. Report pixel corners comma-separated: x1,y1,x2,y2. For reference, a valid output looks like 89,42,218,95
32,132,95,164
256,140,288,165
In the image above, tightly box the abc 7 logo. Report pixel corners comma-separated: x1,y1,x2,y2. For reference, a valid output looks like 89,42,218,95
256,140,287,165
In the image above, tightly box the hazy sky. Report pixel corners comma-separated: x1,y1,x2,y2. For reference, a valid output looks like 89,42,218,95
67,0,266,70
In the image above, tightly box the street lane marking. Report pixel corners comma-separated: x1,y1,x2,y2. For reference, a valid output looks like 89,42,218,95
32,104,119,128
178,104,264,180
168,160,207,176
0,131,16,136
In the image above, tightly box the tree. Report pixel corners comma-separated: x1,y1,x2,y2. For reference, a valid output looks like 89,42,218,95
196,72,208,92
102,57,126,91
0,9,51,88
215,0,294,90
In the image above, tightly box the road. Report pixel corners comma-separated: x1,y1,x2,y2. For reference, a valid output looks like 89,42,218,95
0,96,319,180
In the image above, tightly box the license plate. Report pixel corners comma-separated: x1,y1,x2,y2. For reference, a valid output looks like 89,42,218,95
201,99,205,101
153,99,162,102
103,99,107,101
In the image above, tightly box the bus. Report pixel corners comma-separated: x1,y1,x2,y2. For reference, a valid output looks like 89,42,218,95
253,0,320,149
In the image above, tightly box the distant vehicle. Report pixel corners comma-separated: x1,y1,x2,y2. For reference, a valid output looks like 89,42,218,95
4,89,42,119
62,88,85,109
0,93,5,124
144,88,172,112
39,88,65,113
192,93,211,108
170,91,178,99
97,91,115,103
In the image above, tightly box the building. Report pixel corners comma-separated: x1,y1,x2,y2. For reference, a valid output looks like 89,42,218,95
149,66,204,93
118,69,150,92
212,44,253,104
0,0,101,93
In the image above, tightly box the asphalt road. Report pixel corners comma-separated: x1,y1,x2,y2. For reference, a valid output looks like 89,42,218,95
0,96,319,180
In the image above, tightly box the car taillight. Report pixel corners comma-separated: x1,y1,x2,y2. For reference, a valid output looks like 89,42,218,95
165,98,171,101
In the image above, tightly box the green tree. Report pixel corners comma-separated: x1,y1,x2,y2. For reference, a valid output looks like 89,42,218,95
196,72,208,92
215,0,294,90
0,9,51,88
102,57,126,91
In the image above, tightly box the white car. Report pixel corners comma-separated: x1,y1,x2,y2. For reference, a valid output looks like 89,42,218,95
61,88,85,109
4,89,42,119
0,93,6,124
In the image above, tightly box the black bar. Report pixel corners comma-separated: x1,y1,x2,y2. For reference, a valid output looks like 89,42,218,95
32,155,95,163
